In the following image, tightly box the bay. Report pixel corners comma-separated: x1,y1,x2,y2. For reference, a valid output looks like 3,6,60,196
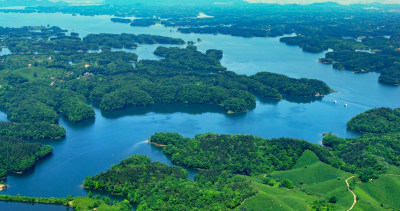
0,12,398,202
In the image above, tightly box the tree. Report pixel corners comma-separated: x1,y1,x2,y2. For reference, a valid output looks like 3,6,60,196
329,196,337,204
279,179,294,189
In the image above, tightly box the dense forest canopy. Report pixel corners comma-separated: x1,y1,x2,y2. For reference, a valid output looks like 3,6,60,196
0,26,330,121
10,2,400,85
322,133,400,182
150,131,400,182
1,3,400,210
0,122,65,140
83,155,255,210
80,128,400,210
347,107,400,134
0,135,53,179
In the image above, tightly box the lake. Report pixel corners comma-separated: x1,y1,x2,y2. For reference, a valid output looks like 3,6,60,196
0,11,399,207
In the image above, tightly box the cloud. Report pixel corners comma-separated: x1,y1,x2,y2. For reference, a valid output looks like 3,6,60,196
50,0,104,5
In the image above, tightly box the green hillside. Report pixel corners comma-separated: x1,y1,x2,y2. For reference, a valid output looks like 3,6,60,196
238,176,317,211
270,150,354,210
353,174,400,210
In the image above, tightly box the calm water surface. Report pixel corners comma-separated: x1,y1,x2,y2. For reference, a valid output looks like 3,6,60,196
0,201,68,211
0,12,399,203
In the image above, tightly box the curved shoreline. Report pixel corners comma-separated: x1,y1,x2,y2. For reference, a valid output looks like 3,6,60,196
0,184,8,191
149,141,167,147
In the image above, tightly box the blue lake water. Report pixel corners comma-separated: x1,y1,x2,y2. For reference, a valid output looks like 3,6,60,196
0,11,399,208
0,201,69,211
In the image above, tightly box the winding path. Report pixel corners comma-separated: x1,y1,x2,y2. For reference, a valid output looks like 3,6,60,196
345,176,357,211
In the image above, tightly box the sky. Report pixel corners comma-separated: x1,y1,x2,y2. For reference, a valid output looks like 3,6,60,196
50,0,400,5
246,0,400,4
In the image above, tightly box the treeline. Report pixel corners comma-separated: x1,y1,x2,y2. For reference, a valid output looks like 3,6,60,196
61,46,329,113
16,3,400,40
322,133,400,182
0,194,67,205
0,26,185,54
0,82,95,124
150,132,316,175
280,36,367,53
111,17,159,27
324,50,400,85
178,26,270,38
280,35,400,85
0,195,132,211
17,5,400,86
0,27,330,122
153,45,227,72
0,136,53,179
150,132,348,176
0,122,65,139
150,132,400,182
347,107,400,134
83,155,255,210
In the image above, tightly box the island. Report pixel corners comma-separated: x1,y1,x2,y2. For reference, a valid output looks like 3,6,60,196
10,2,400,85
1,100,400,210
0,26,331,125
0,1,398,210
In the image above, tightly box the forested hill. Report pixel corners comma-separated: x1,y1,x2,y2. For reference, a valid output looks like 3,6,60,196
0,26,331,123
82,129,400,210
83,155,255,210
150,132,400,182
347,107,400,134
0,135,53,179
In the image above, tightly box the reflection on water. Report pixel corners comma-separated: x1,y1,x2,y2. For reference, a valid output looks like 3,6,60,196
0,12,398,203
0,201,69,211
284,96,323,104
100,103,226,119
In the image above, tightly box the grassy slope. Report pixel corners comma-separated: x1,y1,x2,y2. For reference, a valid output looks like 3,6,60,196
72,197,129,211
353,173,400,210
242,150,400,210
271,150,354,210
238,150,354,210
237,176,317,211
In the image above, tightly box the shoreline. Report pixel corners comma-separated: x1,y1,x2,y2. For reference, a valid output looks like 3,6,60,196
0,184,8,191
149,141,167,147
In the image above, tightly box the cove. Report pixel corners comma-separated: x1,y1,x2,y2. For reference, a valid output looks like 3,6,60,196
0,11,399,202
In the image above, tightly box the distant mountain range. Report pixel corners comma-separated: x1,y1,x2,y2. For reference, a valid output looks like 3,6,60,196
247,0,400,4
0,0,399,7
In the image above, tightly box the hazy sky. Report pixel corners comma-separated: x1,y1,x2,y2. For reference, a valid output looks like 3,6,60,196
51,0,400,4
246,0,400,4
